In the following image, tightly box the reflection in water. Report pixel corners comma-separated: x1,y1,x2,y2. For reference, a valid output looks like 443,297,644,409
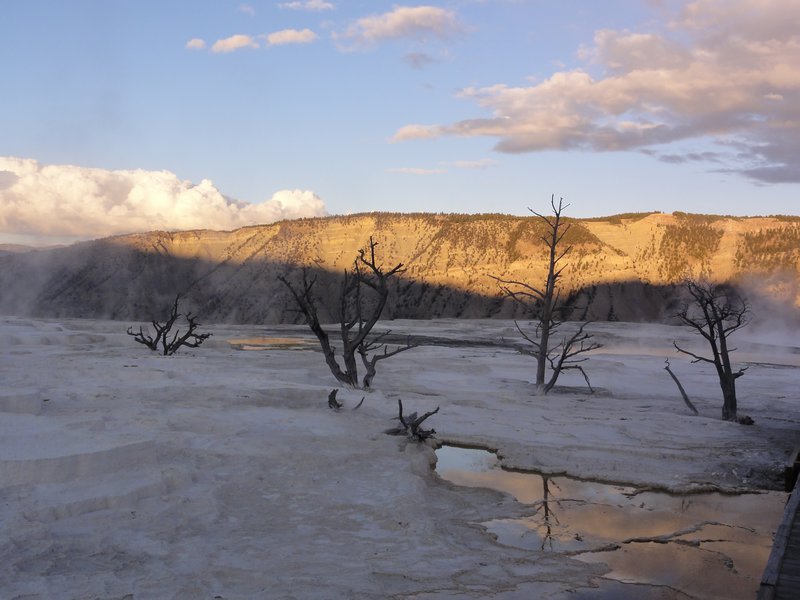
538,476,558,551
435,445,786,600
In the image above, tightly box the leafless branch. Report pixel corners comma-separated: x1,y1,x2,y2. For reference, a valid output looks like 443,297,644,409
384,398,439,441
126,294,211,356
664,359,699,415
673,340,716,365
494,195,598,394
279,237,415,389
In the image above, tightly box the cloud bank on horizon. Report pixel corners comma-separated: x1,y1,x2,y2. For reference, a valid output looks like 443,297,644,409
0,158,326,242
391,0,800,184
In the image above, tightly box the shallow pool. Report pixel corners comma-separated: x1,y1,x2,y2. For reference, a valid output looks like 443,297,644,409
226,336,313,351
435,445,786,599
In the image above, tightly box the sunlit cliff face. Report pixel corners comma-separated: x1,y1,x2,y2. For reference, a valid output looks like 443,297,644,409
1,212,799,323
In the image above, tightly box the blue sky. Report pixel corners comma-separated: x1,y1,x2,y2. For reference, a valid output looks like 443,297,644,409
1,1,798,244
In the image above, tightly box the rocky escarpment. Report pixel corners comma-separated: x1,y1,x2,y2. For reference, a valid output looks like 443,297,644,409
1,212,798,323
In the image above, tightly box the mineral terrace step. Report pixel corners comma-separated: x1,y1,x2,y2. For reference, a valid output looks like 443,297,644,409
0,435,157,487
12,466,171,523
0,393,42,415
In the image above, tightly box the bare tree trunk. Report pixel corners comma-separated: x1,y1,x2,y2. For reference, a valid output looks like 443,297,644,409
362,359,377,390
492,196,599,395
536,304,551,392
721,377,738,421
717,321,739,421
673,279,748,422
279,238,416,389
279,270,356,386
534,197,565,390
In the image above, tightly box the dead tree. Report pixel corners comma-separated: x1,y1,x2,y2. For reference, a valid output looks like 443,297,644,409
328,389,344,411
493,196,601,394
673,280,749,421
383,398,439,442
327,389,364,411
664,359,699,415
126,294,211,356
278,237,417,389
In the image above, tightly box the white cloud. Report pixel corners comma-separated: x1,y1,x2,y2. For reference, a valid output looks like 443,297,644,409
264,29,318,46
0,157,327,240
279,0,334,11
336,6,461,47
211,34,260,53
238,3,256,16
389,167,446,175
390,124,442,142
443,159,499,169
392,0,800,183
185,38,207,50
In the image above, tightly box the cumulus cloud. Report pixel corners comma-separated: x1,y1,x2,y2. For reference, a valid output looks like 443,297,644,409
392,0,800,183
0,170,18,191
211,34,260,53
264,29,318,46
0,157,327,241
336,6,461,48
238,3,256,16
279,0,334,11
185,38,207,50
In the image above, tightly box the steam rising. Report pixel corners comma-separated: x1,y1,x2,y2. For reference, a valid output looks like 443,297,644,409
0,157,326,241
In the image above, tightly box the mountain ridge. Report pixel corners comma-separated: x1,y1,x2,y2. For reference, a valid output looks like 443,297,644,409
1,211,798,323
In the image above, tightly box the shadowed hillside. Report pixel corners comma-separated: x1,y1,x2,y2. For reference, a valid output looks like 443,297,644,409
0,243,38,257
1,212,798,323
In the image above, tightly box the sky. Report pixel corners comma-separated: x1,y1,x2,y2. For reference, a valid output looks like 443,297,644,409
0,0,798,245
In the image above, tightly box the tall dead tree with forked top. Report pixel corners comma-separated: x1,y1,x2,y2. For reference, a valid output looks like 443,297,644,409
673,279,749,421
493,196,600,394
278,237,417,389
